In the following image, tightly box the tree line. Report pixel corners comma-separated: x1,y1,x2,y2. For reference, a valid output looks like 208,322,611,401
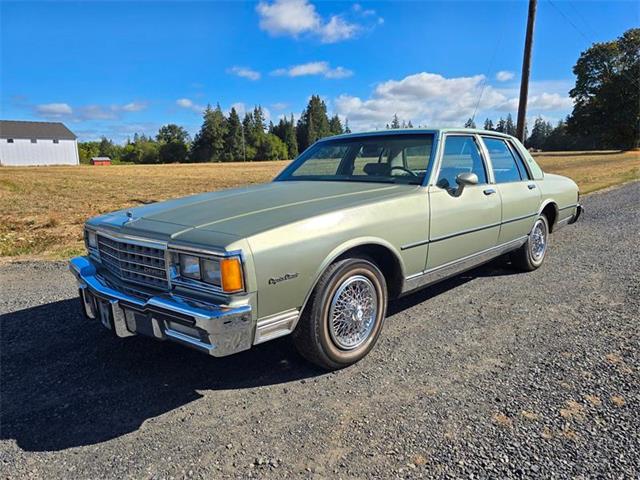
79,28,638,163
79,95,348,164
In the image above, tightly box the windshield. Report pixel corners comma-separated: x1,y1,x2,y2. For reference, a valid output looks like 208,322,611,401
275,134,435,185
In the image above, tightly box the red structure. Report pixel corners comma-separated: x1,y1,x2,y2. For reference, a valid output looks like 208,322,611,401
90,157,111,166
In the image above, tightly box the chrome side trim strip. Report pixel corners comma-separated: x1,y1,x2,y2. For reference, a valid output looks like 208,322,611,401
430,222,501,243
559,203,578,211
501,212,537,225
400,239,431,251
401,213,537,250
402,236,528,294
254,308,300,345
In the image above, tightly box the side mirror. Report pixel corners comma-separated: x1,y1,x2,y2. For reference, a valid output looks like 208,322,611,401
453,172,478,196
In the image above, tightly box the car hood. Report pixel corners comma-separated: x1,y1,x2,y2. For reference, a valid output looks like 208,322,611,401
89,181,412,243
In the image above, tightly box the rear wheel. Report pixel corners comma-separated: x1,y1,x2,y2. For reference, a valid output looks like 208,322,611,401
292,257,387,370
513,214,549,271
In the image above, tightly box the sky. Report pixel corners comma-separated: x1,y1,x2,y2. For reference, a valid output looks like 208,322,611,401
1,0,637,142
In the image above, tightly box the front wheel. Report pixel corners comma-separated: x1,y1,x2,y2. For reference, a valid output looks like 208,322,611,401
292,257,387,370
513,214,549,271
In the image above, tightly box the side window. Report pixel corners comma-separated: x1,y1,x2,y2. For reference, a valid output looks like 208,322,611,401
508,141,531,180
437,135,487,189
483,137,522,183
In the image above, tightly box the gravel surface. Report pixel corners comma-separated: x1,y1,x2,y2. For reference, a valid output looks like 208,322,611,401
1,182,638,479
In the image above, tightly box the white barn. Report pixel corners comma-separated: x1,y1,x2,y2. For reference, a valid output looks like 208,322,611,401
0,120,79,166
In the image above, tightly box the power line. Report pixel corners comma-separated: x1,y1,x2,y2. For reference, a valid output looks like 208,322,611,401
546,0,640,89
471,17,506,123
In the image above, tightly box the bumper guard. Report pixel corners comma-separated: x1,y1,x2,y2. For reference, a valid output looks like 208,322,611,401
69,256,253,357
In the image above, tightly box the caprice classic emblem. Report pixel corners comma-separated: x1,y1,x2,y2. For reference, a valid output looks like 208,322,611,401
269,273,299,285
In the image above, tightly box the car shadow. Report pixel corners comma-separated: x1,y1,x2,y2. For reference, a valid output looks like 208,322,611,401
0,257,520,452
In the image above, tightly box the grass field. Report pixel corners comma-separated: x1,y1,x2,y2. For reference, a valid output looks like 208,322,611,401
1,151,638,260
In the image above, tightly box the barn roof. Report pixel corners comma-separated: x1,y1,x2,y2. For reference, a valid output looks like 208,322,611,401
0,120,77,140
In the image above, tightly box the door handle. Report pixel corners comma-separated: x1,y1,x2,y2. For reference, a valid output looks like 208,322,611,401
483,188,496,195
528,184,536,190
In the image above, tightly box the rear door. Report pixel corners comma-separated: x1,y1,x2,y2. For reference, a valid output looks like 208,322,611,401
426,134,501,270
480,136,540,244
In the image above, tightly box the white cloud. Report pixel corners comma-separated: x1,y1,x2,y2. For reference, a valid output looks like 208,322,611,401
319,15,359,43
272,61,353,79
35,103,73,117
271,102,289,110
528,92,573,110
230,102,246,116
34,101,147,120
333,71,572,131
256,0,360,43
176,98,205,113
496,70,515,82
227,66,261,81
78,105,118,120
120,101,148,112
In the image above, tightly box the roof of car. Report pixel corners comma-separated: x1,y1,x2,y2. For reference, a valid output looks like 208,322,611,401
326,128,515,140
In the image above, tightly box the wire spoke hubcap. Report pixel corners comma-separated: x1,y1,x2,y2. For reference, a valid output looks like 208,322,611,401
530,219,547,261
328,275,378,350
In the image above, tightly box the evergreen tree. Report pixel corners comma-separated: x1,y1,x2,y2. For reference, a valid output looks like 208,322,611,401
390,114,401,129
296,95,330,152
495,117,506,133
407,120,413,128
505,113,516,136
344,119,352,134
464,118,476,129
483,118,494,130
272,115,298,159
224,107,244,161
328,115,344,135
190,104,228,162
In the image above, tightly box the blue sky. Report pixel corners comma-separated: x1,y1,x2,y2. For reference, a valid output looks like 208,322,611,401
1,0,637,142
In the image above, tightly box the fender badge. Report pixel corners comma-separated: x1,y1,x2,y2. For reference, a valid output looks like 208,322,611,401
269,273,299,285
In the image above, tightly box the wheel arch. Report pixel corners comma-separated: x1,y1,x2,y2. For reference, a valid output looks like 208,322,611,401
538,199,559,232
295,238,405,327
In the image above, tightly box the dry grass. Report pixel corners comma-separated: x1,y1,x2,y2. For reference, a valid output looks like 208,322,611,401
0,150,638,261
0,161,288,260
533,150,640,194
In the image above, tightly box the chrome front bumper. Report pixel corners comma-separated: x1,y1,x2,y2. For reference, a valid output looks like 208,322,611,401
69,256,254,357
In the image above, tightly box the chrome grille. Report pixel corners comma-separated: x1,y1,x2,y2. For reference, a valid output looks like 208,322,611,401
97,234,168,290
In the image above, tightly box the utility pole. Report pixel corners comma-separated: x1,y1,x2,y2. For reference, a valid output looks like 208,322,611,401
516,0,538,142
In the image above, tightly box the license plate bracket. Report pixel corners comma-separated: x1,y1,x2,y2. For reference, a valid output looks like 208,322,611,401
97,300,113,330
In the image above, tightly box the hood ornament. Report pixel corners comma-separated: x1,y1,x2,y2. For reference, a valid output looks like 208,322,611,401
123,210,137,225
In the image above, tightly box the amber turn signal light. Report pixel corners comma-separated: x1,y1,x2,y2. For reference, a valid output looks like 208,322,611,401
220,257,244,292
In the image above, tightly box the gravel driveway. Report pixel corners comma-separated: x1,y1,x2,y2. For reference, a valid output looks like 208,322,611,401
1,182,638,479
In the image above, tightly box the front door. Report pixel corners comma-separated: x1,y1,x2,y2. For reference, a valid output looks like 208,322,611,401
426,134,501,270
480,136,541,244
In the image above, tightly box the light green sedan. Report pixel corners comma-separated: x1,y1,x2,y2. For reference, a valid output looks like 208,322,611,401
70,129,582,369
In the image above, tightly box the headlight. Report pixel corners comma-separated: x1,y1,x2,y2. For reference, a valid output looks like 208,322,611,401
86,229,97,249
179,254,201,280
177,253,244,293
201,258,221,286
